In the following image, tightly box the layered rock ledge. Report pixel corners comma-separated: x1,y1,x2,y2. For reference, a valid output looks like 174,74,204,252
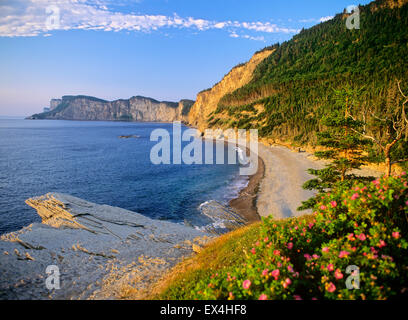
0,193,213,300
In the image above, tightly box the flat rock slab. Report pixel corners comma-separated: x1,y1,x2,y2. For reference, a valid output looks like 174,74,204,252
0,193,211,300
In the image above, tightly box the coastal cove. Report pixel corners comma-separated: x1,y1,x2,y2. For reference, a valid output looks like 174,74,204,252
0,118,264,299
0,118,385,299
0,119,250,234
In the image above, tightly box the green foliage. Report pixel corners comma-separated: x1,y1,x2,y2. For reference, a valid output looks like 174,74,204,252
317,88,372,178
156,224,261,300
210,0,408,159
302,167,342,193
183,174,408,300
301,88,373,198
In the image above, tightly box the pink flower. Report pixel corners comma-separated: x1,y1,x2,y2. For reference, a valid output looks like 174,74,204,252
351,193,359,200
251,248,256,255
293,295,302,300
271,269,280,280
334,269,343,280
308,223,314,229
264,237,269,242
304,254,312,261
327,282,336,293
312,254,320,259
320,205,327,210
327,264,334,272
322,247,329,253
357,233,366,241
347,233,355,241
372,180,380,185
339,251,350,258
330,201,337,208
392,231,400,239
258,294,268,300
283,278,292,288
287,242,294,250
288,265,294,273
243,280,251,290
273,250,281,256
378,240,387,248
262,269,269,276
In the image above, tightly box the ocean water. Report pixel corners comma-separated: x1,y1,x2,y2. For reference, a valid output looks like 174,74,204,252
0,118,247,234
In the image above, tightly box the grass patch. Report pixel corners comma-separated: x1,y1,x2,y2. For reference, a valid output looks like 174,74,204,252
150,222,261,300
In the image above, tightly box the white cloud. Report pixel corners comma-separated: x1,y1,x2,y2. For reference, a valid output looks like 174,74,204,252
319,16,334,22
0,0,300,37
299,16,334,23
229,32,265,42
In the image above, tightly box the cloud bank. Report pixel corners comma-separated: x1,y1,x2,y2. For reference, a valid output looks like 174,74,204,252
0,0,300,40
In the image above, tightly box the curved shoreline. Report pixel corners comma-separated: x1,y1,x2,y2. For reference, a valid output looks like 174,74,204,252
252,142,383,220
228,152,264,223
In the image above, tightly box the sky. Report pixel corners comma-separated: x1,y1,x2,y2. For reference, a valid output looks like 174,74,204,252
0,0,372,116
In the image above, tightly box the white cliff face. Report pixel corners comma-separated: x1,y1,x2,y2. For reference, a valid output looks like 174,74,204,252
187,49,274,132
50,99,62,110
30,96,194,122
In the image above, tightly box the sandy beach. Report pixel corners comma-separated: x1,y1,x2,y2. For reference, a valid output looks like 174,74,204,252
256,144,321,219
230,142,383,221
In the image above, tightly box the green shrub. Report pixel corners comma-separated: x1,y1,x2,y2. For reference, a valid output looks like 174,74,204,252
190,173,408,300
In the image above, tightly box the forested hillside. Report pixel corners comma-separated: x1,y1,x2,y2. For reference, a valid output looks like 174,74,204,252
208,0,408,166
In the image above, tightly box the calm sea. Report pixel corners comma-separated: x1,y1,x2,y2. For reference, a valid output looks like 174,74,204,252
0,118,247,234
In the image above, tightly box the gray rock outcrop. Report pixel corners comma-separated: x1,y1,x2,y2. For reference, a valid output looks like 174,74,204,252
0,193,211,300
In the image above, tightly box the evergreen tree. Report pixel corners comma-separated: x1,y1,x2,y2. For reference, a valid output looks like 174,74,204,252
302,87,372,194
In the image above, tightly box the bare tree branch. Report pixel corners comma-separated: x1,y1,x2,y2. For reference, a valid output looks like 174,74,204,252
397,80,408,125
349,127,385,151
397,81,408,100
392,159,408,165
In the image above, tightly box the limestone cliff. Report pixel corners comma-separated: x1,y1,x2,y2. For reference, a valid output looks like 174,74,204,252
28,49,272,127
29,95,194,123
187,49,274,132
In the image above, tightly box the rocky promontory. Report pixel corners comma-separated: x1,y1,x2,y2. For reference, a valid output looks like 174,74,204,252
0,193,212,299
28,95,194,123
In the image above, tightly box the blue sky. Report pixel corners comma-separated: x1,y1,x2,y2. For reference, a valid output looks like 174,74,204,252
0,0,371,116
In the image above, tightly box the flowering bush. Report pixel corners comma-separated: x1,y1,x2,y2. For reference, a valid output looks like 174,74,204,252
190,173,408,300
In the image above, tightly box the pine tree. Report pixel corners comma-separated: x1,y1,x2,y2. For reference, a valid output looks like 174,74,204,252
302,87,372,193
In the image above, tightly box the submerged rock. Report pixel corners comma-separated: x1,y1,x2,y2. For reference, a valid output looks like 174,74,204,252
0,193,211,300
118,135,140,139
